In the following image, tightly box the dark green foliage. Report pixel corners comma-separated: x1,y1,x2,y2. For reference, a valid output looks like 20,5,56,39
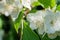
0,14,18,40
22,21,40,40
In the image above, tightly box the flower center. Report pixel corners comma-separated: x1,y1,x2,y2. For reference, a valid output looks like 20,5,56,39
50,21,54,26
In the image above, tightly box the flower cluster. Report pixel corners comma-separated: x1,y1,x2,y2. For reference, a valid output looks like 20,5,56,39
0,0,32,21
27,9,60,39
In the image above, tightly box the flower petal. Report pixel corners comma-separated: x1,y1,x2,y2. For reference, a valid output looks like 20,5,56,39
22,0,31,10
44,10,56,34
38,25,44,35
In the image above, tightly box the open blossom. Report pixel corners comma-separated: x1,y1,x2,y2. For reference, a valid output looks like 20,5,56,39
27,10,47,34
44,11,60,32
0,0,6,12
5,0,31,10
53,12,60,31
0,0,22,19
44,11,60,39
0,0,32,21
44,11,56,34
0,4,21,20
27,9,60,39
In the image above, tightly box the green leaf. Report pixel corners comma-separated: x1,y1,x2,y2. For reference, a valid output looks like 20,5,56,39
32,1,40,7
14,10,24,32
40,34,50,40
23,21,40,40
40,34,60,40
30,7,37,13
38,0,56,8
38,0,50,8
50,0,56,8
56,5,60,11
0,15,3,29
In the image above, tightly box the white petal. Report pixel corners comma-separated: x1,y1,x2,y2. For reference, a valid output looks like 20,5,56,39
27,13,38,30
0,0,6,3
10,7,20,21
48,33,57,39
3,5,14,16
27,10,46,30
53,12,60,31
38,25,44,35
13,0,23,9
4,11,10,16
44,10,56,34
0,1,6,12
6,0,15,5
30,22,37,30
22,0,31,10
27,13,36,22
54,19,60,31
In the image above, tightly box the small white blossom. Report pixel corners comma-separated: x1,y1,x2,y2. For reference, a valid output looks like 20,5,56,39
0,0,23,21
27,13,38,30
6,0,15,5
10,7,20,21
0,0,32,21
53,12,60,31
44,11,60,34
27,8,60,39
44,10,56,34
22,0,31,10
44,10,60,39
0,0,6,12
30,22,37,30
27,10,47,34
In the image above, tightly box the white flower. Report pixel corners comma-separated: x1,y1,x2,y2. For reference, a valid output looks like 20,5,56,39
27,10,47,34
0,0,31,21
0,0,23,21
45,11,60,33
0,0,6,12
6,0,15,5
44,10,56,34
4,5,14,16
13,0,23,9
22,0,31,10
27,9,60,39
10,7,20,21
53,12,60,31
27,13,38,30
5,0,31,10
4,5,21,21
30,22,37,30
44,10,60,39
